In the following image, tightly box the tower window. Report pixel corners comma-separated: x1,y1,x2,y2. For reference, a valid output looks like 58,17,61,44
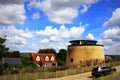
71,58,73,63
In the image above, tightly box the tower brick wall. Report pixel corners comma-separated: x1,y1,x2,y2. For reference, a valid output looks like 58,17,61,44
66,45,105,68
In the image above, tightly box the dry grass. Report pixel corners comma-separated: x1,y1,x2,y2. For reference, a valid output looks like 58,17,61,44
92,72,120,80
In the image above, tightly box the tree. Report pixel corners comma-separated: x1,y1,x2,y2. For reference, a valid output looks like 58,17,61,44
38,48,56,55
0,37,9,59
57,49,67,66
10,50,20,58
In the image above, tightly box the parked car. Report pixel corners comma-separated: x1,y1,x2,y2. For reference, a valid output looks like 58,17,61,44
92,66,116,77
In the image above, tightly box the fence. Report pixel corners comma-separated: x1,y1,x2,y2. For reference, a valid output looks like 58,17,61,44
0,61,120,80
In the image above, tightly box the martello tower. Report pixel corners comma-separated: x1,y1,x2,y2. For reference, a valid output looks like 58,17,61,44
66,39,105,68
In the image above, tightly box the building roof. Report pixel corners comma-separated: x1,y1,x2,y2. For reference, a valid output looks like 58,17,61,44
70,38,97,43
31,53,57,63
2,58,22,66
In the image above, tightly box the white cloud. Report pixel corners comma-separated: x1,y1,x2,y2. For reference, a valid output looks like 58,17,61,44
101,8,120,55
103,8,120,27
0,26,33,39
102,27,120,41
0,26,34,51
0,0,22,4
35,24,87,52
36,26,59,36
50,36,62,42
86,33,95,40
36,24,86,42
98,27,120,55
80,5,90,13
70,26,85,38
40,39,49,44
99,38,112,44
59,25,70,38
39,40,68,52
0,0,26,25
32,12,40,20
0,23,87,52
28,0,99,24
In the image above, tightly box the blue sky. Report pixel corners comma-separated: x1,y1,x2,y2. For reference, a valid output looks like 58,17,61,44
0,0,120,55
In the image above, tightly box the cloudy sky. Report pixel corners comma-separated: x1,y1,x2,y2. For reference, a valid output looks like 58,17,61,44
0,0,120,55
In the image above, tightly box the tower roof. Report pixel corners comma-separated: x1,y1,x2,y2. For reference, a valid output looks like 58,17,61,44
70,38,97,43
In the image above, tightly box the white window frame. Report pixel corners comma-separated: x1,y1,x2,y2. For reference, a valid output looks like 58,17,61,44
45,56,49,61
36,56,40,61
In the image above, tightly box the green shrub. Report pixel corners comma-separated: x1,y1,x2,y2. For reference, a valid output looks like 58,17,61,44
3,63,10,69
57,59,65,66
22,59,37,68
20,54,31,61
38,61,43,67
0,62,4,69
0,69,4,75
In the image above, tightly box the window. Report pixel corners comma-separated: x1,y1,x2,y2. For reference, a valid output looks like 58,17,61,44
36,56,40,61
71,58,73,63
45,56,49,61
51,56,54,61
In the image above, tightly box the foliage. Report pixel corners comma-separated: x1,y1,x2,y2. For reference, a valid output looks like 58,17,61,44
20,53,31,60
57,59,65,66
3,63,10,69
105,55,120,61
0,37,10,59
10,50,20,58
20,53,37,68
21,59,37,68
57,49,67,65
105,56,113,63
0,62,4,69
38,61,43,67
38,48,57,55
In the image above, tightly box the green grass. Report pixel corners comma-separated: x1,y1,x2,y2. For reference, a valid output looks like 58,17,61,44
92,72,120,80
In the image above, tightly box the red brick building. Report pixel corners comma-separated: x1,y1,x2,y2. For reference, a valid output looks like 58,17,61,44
31,53,57,67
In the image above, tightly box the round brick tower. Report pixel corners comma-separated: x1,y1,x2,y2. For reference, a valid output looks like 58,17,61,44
66,39,105,68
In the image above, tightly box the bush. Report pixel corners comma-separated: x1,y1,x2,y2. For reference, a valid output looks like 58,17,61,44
0,69,4,75
22,59,37,68
0,62,4,69
4,63,10,69
57,59,65,66
105,56,113,63
20,54,31,61
38,61,43,67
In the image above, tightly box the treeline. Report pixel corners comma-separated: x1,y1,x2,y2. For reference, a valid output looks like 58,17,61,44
0,37,67,66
